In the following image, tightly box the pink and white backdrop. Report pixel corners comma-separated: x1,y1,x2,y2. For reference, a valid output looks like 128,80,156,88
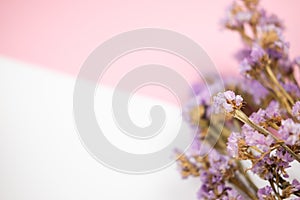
0,0,300,199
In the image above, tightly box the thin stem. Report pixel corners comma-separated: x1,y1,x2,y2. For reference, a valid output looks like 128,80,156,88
250,145,264,154
230,177,258,200
265,65,294,106
269,180,282,200
234,110,300,163
268,122,280,130
236,161,259,193
256,74,291,114
206,125,227,154
238,28,253,45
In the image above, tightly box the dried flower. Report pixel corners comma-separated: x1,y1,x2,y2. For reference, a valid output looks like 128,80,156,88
292,101,300,121
227,132,242,157
278,119,300,146
257,186,275,200
212,90,243,114
177,1,300,199
223,2,251,29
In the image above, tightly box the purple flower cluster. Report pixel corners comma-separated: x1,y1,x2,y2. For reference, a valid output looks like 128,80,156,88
177,1,300,199
257,186,274,199
292,101,300,121
283,82,300,99
240,44,267,76
212,90,243,114
227,132,242,157
278,119,300,146
223,2,253,30
196,146,243,200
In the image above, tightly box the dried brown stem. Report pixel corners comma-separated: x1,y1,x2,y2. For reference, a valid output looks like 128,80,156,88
234,110,300,163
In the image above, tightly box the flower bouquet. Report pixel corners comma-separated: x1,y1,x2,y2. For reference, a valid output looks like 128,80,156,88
177,0,300,199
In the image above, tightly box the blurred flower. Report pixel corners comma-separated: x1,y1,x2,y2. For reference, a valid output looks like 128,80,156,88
212,91,243,114
257,186,274,199
259,9,284,28
240,79,269,104
177,1,300,199
292,101,300,121
227,132,242,157
250,44,266,63
283,82,300,99
292,179,300,191
223,2,252,29
278,119,300,146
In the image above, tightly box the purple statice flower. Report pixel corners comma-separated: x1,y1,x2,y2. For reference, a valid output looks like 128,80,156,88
258,24,284,40
222,2,252,29
197,148,240,200
227,132,242,157
276,147,294,164
257,23,289,59
242,125,273,152
226,189,244,200
213,91,243,114
257,186,274,200
180,2,300,199
208,149,232,174
257,24,284,44
235,11,252,24
230,91,243,106
258,10,288,57
283,82,300,99
248,100,281,125
240,58,252,76
249,108,267,124
267,40,290,59
250,44,266,62
223,90,236,101
259,9,284,28
251,158,273,180
239,44,266,75
265,100,281,119
292,101,300,121
198,180,237,200
252,152,291,180
241,79,269,104
183,80,223,126
242,125,264,146
278,119,300,146
278,57,294,74
239,101,282,152
213,93,233,114
292,179,300,191
235,48,251,62
244,99,279,124
197,182,216,199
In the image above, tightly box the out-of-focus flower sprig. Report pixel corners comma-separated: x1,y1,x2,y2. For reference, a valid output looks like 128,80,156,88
177,0,300,199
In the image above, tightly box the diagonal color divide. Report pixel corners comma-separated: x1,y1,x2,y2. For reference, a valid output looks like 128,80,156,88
73,28,225,174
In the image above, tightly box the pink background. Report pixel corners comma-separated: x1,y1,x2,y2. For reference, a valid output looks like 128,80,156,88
1,0,300,97
1,2,300,199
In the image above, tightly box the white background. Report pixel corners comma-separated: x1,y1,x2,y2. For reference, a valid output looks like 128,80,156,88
0,57,199,200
